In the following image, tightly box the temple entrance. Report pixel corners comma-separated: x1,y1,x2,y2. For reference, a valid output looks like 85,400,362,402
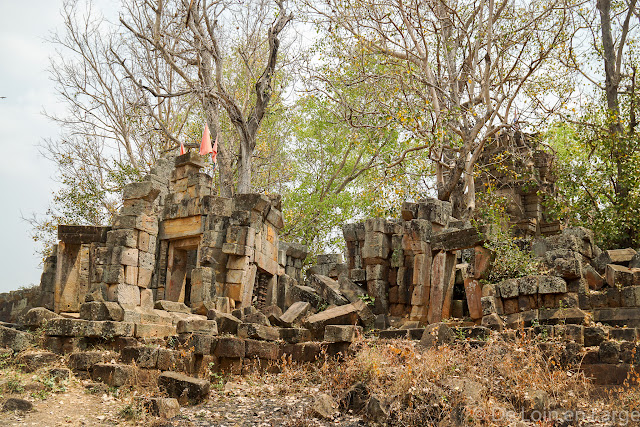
165,237,200,304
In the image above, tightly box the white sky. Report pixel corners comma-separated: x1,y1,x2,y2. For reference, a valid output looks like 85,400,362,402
0,0,66,292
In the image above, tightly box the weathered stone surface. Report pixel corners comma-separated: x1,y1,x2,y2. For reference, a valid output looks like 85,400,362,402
481,296,497,316
308,275,349,306
287,285,322,309
237,323,279,341
584,264,605,290
464,279,483,320
155,300,191,314
517,276,538,295
158,371,210,405
79,301,124,321
584,327,607,347
599,340,620,364
123,181,161,202
481,313,505,331
538,276,567,294
107,283,140,307
538,308,587,325
214,337,245,358
324,325,362,343
279,327,311,344
142,397,180,419
427,251,457,323
2,398,33,412
311,393,337,419
0,325,34,352
17,351,58,372
419,322,455,348
430,227,484,252
245,339,279,360
606,264,635,287
120,346,159,368
498,279,519,299
46,318,134,337
545,249,583,280
23,307,61,328
91,363,136,387
134,323,176,338
176,319,218,335
606,248,637,264
68,351,111,370
280,302,310,327
206,309,242,334
304,304,360,337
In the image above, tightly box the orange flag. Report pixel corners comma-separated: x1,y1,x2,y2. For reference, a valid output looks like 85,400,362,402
211,134,218,163
199,123,212,155
179,141,186,155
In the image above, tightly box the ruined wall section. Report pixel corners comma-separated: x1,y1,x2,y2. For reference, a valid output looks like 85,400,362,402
341,199,485,323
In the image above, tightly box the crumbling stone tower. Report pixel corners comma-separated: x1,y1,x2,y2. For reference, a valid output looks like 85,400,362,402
42,152,306,317
475,131,558,236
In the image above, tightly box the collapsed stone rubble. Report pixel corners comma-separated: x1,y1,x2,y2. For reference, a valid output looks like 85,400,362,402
2,148,640,417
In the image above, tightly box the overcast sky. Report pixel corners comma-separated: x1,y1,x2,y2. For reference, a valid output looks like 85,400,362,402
0,0,66,293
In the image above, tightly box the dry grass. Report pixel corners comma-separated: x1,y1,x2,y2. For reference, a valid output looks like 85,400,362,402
253,334,640,426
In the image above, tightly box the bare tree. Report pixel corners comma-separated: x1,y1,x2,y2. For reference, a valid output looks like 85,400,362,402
42,0,192,220
115,0,293,195
306,0,573,218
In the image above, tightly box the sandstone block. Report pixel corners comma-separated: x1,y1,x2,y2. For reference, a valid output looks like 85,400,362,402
538,276,567,294
91,363,136,387
158,371,210,405
324,325,362,343
214,337,245,358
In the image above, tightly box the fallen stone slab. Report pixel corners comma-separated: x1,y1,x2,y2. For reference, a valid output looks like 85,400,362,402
91,363,136,387
140,397,180,418
158,371,210,405
304,303,360,338
308,275,349,306
0,325,35,352
68,351,112,371
17,351,58,372
237,323,279,341
279,301,310,327
324,325,363,343
46,319,134,338
154,300,191,314
420,323,456,349
206,310,242,334
337,276,367,303
606,264,635,287
120,346,159,368
79,301,124,321
244,339,279,360
134,323,176,338
176,319,218,335
430,226,484,252
213,337,246,358
288,285,323,309
23,307,61,329
278,328,311,344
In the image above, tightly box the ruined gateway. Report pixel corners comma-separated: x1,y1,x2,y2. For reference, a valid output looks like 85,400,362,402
2,135,640,403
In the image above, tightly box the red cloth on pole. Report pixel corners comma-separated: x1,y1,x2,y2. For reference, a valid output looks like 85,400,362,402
199,123,213,155
179,141,186,155
211,134,218,164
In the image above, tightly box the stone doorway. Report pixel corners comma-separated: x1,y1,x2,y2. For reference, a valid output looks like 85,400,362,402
164,237,200,305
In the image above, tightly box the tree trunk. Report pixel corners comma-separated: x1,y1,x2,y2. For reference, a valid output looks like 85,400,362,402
236,137,254,194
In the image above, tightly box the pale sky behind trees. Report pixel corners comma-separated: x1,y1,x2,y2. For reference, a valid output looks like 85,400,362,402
0,1,78,292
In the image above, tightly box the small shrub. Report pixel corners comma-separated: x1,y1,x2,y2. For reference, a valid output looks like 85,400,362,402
474,186,540,282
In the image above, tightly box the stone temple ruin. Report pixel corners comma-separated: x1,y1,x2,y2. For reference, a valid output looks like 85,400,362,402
2,143,640,406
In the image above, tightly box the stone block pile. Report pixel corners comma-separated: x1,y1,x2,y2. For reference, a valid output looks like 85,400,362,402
341,198,485,323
